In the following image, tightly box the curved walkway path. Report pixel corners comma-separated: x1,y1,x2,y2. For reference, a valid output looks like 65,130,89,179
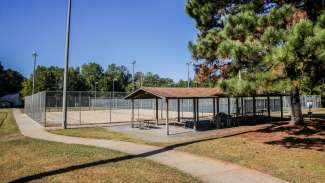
13,109,287,183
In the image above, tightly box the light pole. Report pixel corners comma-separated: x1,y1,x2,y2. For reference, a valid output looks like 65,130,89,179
186,61,192,112
186,61,192,88
62,0,72,129
32,50,38,95
112,78,117,108
95,81,98,100
93,81,98,110
132,61,136,91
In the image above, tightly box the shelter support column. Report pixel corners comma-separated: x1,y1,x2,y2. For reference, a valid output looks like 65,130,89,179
177,98,180,122
236,97,239,116
241,97,244,115
212,98,216,123
193,98,197,132
165,98,169,135
280,96,283,120
253,96,256,117
155,97,159,125
227,97,230,115
267,95,271,118
216,97,219,114
196,98,199,122
131,99,134,128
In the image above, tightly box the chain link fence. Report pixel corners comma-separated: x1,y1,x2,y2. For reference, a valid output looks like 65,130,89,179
24,91,321,127
24,91,46,126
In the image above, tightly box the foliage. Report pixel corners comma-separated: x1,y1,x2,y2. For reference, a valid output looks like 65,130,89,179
21,62,192,95
81,62,103,91
186,1,325,123
187,1,325,94
0,62,25,97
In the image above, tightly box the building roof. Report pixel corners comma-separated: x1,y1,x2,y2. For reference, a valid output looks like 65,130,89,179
124,87,226,99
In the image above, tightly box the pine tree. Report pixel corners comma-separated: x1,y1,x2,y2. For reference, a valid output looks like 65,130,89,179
186,1,325,125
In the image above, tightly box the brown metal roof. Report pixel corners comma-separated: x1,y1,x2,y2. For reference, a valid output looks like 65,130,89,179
124,87,226,99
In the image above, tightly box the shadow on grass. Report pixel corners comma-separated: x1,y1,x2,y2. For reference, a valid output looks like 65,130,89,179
9,125,269,182
11,117,323,182
265,136,325,151
253,117,325,151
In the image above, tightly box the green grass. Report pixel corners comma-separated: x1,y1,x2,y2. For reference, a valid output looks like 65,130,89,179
50,125,325,183
176,137,325,183
0,109,201,183
50,127,165,146
0,109,21,140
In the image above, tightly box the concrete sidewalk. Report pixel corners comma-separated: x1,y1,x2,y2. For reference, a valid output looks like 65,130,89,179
13,109,287,183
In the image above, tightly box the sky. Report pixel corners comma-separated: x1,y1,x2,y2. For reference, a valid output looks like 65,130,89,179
0,0,197,81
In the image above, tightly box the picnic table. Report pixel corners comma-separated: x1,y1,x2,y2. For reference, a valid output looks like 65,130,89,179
136,118,157,129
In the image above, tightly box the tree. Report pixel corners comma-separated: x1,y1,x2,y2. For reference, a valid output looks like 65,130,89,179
99,64,131,92
68,67,87,91
186,1,325,125
81,62,103,91
0,62,25,96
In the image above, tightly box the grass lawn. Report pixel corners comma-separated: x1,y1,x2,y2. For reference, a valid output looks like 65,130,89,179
0,109,201,183
50,117,325,183
50,127,166,146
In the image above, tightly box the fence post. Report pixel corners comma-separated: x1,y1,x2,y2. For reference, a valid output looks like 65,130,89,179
79,91,81,125
44,91,47,127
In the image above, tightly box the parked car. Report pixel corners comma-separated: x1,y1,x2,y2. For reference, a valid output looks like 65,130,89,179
0,101,13,108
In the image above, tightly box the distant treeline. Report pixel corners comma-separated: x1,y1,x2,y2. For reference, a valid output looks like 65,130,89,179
0,62,25,97
20,62,195,96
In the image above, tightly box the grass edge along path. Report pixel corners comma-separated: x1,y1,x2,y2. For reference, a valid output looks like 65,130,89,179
0,109,202,183
50,124,325,183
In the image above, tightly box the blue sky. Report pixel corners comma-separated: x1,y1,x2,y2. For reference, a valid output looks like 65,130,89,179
0,0,197,81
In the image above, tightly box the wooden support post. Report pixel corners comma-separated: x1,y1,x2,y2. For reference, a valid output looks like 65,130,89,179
216,97,219,114
196,98,199,121
253,96,256,117
155,97,159,125
241,97,244,115
193,98,196,132
161,100,163,119
194,98,199,131
227,97,230,115
131,99,134,128
166,99,169,135
212,98,216,122
280,96,283,120
236,97,239,126
267,95,271,118
236,97,239,115
177,98,180,122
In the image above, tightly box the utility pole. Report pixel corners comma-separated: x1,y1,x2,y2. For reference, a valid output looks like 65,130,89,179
186,61,192,112
112,78,117,108
186,61,192,88
32,50,38,95
62,0,72,129
93,81,98,110
132,61,136,91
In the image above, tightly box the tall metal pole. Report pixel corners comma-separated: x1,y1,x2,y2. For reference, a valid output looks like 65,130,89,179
132,61,136,91
186,61,191,112
186,62,190,88
112,79,117,108
32,51,38,95
62,0,72,129
95,82,98,100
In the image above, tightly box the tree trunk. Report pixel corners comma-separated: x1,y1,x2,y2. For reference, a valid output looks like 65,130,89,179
290,87,304,125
